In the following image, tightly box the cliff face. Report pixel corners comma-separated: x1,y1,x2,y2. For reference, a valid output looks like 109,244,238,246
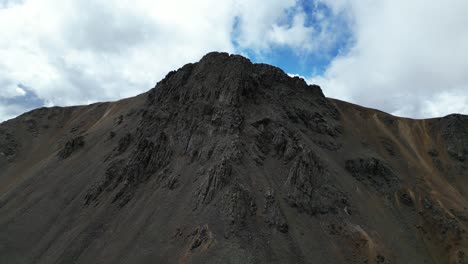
1,52,468,264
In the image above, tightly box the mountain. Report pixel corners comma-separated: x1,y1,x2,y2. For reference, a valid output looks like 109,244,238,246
1,52,468,264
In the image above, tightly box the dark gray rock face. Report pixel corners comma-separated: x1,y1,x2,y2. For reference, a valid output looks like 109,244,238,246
116,133,132,154
58,135,85,159
345,158,399,193
285,150,348,215
86,132,173,207
1,52,468,264
263,189,288,232
439,114,468,161
0,129,17,160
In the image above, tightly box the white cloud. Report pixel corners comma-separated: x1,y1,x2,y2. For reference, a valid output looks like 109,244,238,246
233,0,297,50
15,87,26,96
267,12,315,50
420,91,468,118
233,1,341,54
311,0,468,118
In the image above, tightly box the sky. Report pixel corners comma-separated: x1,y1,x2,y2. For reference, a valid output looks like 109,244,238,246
1,0,468,122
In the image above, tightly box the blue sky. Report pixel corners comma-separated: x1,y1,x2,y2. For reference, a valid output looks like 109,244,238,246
239,1,353,77
242,40,345,78
1,0,468,121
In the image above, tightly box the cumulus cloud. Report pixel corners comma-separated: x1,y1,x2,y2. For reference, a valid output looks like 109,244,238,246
233,1,344,55
310,0,468,118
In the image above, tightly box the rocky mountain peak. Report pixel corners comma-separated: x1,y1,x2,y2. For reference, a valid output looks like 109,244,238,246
148,52,322,108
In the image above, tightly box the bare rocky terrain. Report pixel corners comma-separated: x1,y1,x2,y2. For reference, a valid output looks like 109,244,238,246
1,52,468,264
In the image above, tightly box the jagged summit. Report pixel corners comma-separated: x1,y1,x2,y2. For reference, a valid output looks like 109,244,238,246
1,52,468,264
199,51,252,64
150,51,322,108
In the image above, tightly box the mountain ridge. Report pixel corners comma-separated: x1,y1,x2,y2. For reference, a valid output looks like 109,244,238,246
4,52,465,123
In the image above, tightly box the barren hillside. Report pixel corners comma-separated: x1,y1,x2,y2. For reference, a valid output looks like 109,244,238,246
1,52,467,264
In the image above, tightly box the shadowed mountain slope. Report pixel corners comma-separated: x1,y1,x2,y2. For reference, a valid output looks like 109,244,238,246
1,52,468,264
